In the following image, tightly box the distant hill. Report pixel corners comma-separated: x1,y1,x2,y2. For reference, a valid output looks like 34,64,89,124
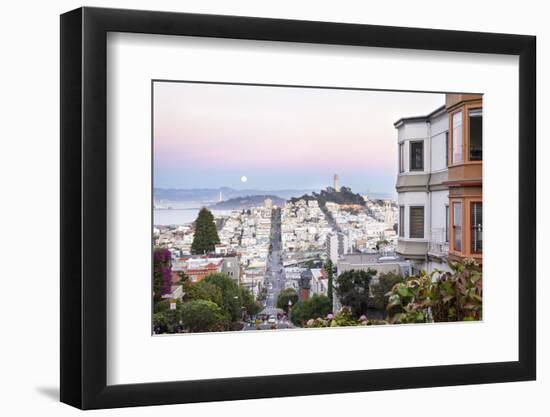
209,195,285,210
154,187,313,203
365,192,398,201
290,186,366,206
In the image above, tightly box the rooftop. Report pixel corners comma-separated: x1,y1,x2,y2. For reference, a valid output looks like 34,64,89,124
393,105,446,128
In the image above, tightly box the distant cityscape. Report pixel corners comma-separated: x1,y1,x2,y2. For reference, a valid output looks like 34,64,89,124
152,85,483,334
154,175,400,316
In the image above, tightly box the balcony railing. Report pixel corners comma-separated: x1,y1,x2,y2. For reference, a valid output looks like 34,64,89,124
428,228,449,256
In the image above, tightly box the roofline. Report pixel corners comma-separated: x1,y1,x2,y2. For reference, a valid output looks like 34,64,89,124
393,104,446,128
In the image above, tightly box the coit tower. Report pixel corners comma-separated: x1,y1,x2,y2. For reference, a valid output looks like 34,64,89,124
333,174,340,192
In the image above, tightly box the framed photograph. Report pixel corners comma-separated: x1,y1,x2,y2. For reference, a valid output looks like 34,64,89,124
60,6,536,410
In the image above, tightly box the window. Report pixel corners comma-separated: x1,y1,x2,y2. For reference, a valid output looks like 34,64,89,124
445,131,449,167
445,205,449,242
452,111,463,164
410,141,424,171
398,142,405,173
471,202,483,253
409,206,424,238
399,206,405,237
469,108,482,161
452,202,462,251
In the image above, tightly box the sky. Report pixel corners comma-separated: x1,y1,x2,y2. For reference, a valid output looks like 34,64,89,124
153,81,444,195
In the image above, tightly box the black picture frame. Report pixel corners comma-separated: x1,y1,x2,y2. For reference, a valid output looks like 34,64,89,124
60,6,536,410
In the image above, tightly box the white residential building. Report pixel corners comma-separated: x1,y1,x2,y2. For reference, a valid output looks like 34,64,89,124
310,268,328,296
394,105,452,274
326,231,352,264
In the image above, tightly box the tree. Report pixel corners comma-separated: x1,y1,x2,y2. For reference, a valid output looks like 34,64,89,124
324,260,334,305
153,299,172,314
290,294,332,326
175,271,189,285
153,248,172,302
335,269,375,317
180,300,227,332
153,305,182,334
191,208,220,254
203,273,241,321
183,280,223,306
239,286,262,317
276,288,299,313
203,273,258,321
371,272,404,312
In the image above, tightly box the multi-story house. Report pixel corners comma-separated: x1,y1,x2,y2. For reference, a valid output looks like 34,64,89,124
445,94,483,265
326,231,352,264
172,257,225,282
394,94,483,274
394,104,451,274
310,268,329,297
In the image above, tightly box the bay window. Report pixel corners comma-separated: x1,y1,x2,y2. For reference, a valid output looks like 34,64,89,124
452,111,463,164
452,202,462,252
399,206,405,237
399,142,405,173
471,202,482,253
445,205,449,243
410,141,423,171
469,108,482,161
409,206,424,239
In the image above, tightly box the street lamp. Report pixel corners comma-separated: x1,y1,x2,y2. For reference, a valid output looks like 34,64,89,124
288,299,293,324
233,295,246,326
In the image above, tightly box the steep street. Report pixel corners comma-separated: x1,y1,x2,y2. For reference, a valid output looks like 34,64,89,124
243,207,292,330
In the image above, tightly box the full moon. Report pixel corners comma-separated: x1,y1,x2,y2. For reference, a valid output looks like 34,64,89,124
240,176,248,183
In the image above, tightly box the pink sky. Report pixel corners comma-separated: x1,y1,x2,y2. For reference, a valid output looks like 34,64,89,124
154,81,444,193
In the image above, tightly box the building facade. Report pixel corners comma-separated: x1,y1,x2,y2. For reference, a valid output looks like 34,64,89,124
220,255,241,282
336,253,412,284
332,253,412,313
394,105,451,274
172,257,225,282
445,94,483,265
326,231,353,264
394,94,483,273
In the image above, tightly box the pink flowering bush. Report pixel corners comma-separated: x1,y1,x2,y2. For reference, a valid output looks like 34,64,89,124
153,248,172,301
302,306,388,328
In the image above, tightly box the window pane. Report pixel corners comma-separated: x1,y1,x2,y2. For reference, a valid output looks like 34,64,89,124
410,141,423,171
399,143,404,173
452,111,463,164
445,205,449,242
453,202,462,251
409,206,424,238
399,206,405,237
469,109,482,161
471,202,483,253
445,131,449,167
